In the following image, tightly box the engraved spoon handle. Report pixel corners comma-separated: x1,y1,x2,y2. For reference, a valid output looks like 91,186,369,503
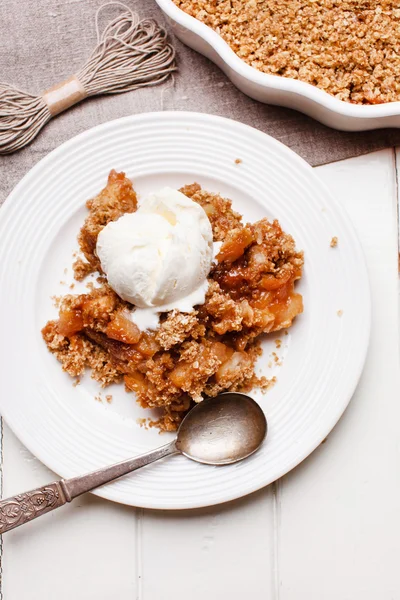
0,441,177,534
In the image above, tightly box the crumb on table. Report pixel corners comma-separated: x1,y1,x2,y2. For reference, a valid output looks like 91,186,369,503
235,158,242,164
337,309,343,317
275,339,282,348
330,236,338,248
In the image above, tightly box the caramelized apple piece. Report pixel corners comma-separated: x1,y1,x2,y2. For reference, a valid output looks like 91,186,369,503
239,300,254,326
253,308,275,330
270,292,303,328
169,342,233,390
203,203,216,217
85,329,141,365
247,245,268,268
210,341,234,363
273,281,293,303
261,270,291,291
106,313,141,344
134,332,160,357
82,294,116,324
217,228,253,263
169,362,192,388
57,308,84,337
251,291,274,310
215,351,251,384
125,372,147,395
219,266,247,290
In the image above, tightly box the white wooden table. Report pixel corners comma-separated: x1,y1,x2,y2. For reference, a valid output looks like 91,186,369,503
1,149,400,599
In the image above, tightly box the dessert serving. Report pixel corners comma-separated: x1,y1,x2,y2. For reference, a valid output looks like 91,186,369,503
173,0,400,105
42,170,304,431
1,110,371,507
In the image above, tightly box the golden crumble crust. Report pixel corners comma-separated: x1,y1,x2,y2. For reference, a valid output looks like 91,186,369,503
174,0,400,104
73,170,137,280
180,183,243,240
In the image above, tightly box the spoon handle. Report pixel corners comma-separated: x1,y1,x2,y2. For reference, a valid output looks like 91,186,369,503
0,441,177,534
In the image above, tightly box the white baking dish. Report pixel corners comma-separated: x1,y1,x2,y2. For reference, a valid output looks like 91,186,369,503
156,0,400,131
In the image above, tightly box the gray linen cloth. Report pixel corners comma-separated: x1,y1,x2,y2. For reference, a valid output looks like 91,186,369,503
1,0,400,205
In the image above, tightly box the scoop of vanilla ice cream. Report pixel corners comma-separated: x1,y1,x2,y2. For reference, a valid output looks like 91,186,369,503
96,188,214,311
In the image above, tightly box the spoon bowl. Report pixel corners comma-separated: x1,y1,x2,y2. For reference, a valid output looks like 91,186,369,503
176,392,267,465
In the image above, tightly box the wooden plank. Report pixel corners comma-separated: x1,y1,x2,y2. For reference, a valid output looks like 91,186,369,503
395,149,400,276
0,419,3,600
277,149,400,599
140,488,276,600
1,425,138,600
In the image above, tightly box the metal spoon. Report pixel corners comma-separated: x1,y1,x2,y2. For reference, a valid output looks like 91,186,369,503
0,392,267,533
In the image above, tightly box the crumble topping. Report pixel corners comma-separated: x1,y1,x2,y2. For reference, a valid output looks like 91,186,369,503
73,170,137,280
174,0,400,104
42,171,304,431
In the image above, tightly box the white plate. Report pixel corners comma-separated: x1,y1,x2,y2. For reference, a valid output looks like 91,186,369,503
157,0,400,131
0,112,370,509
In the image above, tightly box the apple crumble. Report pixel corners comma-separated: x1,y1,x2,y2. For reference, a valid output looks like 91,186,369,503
42,170,304,431
174,0,400,104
